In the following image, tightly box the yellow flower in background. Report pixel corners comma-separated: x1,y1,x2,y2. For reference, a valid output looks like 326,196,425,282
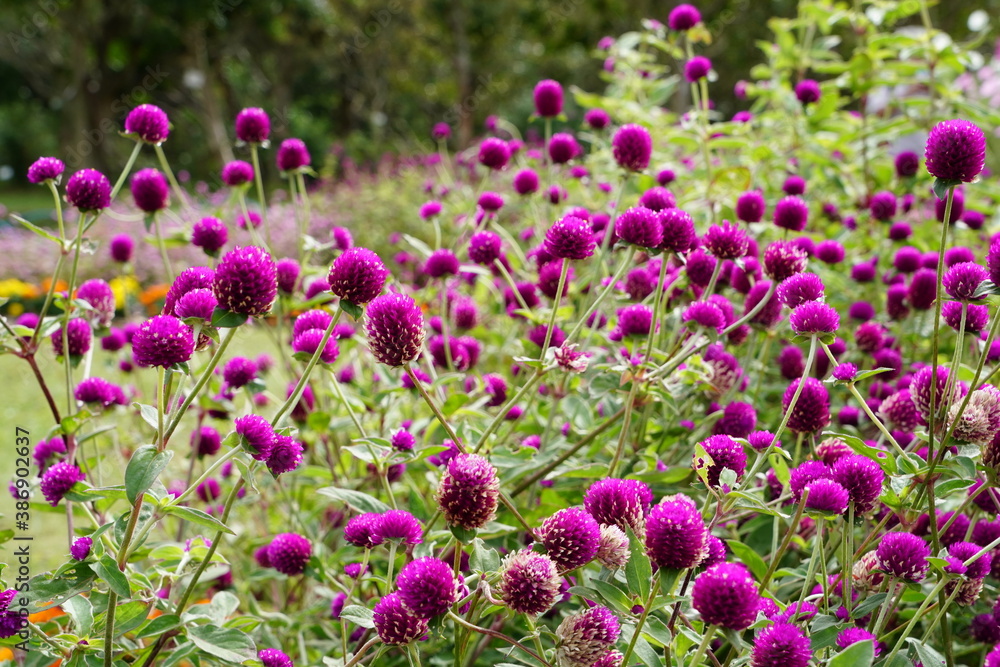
109,275,141,309
0,278,39,300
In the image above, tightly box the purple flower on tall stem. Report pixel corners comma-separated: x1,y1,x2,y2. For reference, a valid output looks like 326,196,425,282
437,454,500,530
611,124,652,171
497,550,562,616
644,494,708,569
555,606,621,667
221,160,254,186
924,119,987,183
533,79,564,117
373,592,428,645
364,293,425,367
213,245,277,317
276,138,310,172
40,461,85,506
782,377,831,433
125,104,170,144
750,623,810,667
328,247,389,305
545,216,597,260
131,315,194,368
537,507,601,571
876,532,930,582
131,168,169,213
235,107,271,144
27,157,65,184
66,169,111,212
668,4,701,30
692,562,761,630
396,557,457,618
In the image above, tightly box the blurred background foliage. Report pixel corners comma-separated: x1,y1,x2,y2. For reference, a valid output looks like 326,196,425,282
0,0,995,189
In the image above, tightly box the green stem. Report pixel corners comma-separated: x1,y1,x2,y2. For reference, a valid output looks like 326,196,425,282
103,590,118,667
447,612,552,666
110,142,143,200
769,336,817,449
686,624,716,667
250,143,271,247
539,261,569,362
884,577,950,663
620,579,661,667
154,143,191,211
758,489,809,592
162,327,238,446
152,213,175,282
273,311,342,426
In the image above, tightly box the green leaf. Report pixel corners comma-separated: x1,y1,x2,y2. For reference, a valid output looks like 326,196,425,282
210,308,250,328
905,638,946,666
125,445,173,505
588,580,633,614
135,614,181,639
727,540,768,580
340,605,375,629
932,177,962,201
829,638,874,667
450,524,477,544
162,505,236,535
25,564,96,612
92,554,131,599
469,538,500,572
851,592,886,619
828,432,897,475
317,487,390,513
107,600,149,637
133,403,160,431
625,527,652,601
340,300,363,320
11,213,61,244
61,594,93,636
187,624,256,664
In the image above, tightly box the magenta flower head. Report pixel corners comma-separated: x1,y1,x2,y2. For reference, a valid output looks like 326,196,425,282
234,414,276,461
76,279,115,327
876,532,930,582
276,259,301,294
704,221,749,260
615,207,662,249
292,329,339,363
908,268,938,311
836,628,880,657
40,461,85,506
697,434,747,488
110,234,134,263
924,119,987,183
268,533,311,575
51,319,91,358
75,377,120,408
545,215,596,260
795,79,821,105
869,190,897,221
783,377,831,433
276,138,310,172
533,79,564,117
66,169,111,212
682,302,725,333
132,315,194,368
943,262,988,302
164,267,214,316
497,550,562,616
895,151,920,177
549,132,581,164
764,240,808,281
804,479,850,514
267,435,304,476
423,249,460,278
327,247,389,306
538,507,601,571
736,190,766,223
584,108,610,130
684,56,712,82
437,453,500,531
223,357,257,389
432,122,451,140
235,107,270,144
659,209,696,253
639,187,676,212
396,557,457,618
911,365,956,424
191,425,221,458
513,168,540,195
751,623,810,667
831,454,884,515
612,124,652,172
124,104,170,144
478,137,511,170
692,562,760,630
645,494,708,570
374,592,428,645
214,245,278,317
555,606,621,667
221,160,254,186
27,157,65,184
70,536,93,561
468,231,503,265
668,4,701,30
191,216,228,256
365,292,425,367
777,272,824,308
584,478,652,537
343,513,383,548
258,649,293,667
789,301,839,336
773,195,809,232
131,168,169,213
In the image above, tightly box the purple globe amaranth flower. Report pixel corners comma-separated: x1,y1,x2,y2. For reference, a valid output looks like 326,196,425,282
612,124,652,171
616,304,653,337
391,429,415,452
164,266,214,316
764,241,808,281
538,507,601,571
876,532,930,582
423,249,460,278
789,301,839,335
437,454,499,531
615,207,662,248
124,104,170,144
223,357,257,389
292,328,339,364
343,513,383,548
584,108,610,129
943,261,989,302
697,434,747,488
751,623,811,667
373,592,428,645
234,414,276,461
735,190,766,223
924,119,987,183
869,190,897,221
513,168,539,195
773,196,809,232
110,234,134,263
638,187,675,213
266,435,304,476
595,524,630,569
191,425,221,458
713,402,757,438
76,279,115,328
174,289,217,324
33,436,66,469
948,386,1000,445
131,168,169,213
584,478,651,537
804,479,850,514
555,605,621,667
944,301,989,333
192,217,228,256
668,3,701,30
548,132,581,164
235,107,270,143
533,79,563,117
783,377,831,433
478,191,504,212
478,137,510,170
777,272,824,308
396,557,457,618
645,493,708,570
375,509,423,545
275,258,300,294
276,138,310,172
545,215,596,260
911,366,956,424
66,169,111,212
27,157,65,184
682,302,725,333
795,79,821,105
74,377,120,408
70,536,93,561
744,281,781,327
132,315,194,368
782,175,806,195
895,151,920,177
692,562,761,630
497,550,562,616
832,363,858,383
365,293,425,367
268,532,311,575
907,268,938,311
836,628,880,657
704,221,749,260
292,309,333,338
815,240,844,264
214,245,278,317
40,461,85,506
684,56,712,82
221,160,254,186
258,649,293,667
328,247,389,305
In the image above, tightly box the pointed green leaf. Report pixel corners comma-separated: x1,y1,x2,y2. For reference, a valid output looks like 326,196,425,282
125,445,173,505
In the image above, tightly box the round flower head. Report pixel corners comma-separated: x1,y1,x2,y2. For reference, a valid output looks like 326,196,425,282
944,302,989,334
292,309,333,339
513,168,539,195
258,649,293,667
876,532,930,582
584,108,610,129
40,461,85,506
497,550,562,616
777,272,824,309
373,592,428,645
814,240,844,265
616,304,653,337
275,259,300,294
374,509,423,545
221,160,254,186
555,606,621,667
735,190,766,223
164,267,214,316
911,366,956,423
948,386,1000,445
437,454,500,531
783,377,831,433
364,292,425,367
124,104,170,144
174,289,217,323
396,557,457,618
773,196,809,232
292,328,339,364
76,279,115,327
804,479,849,514
33,436,66,469
943,262,988,302
638,187,675,212
612,124,652,171
907,268,938,311
223,357,257,389
692,562,761,630
235,107,270,143
70,536,93,561
645,493,708,569
659,208,696,253
423,249,460,278
533,79,563,117
789,301,839,335
343,513,383,548
596,524,630,569
869,191,897,221
66,169,111,212
328,247,389,305
795,79,821,105
267,533,311,575
836,628,880,657
714,402,757,438
697,435,747,488
538,507,601,571
132,315,194,368
684,56,712,82
744,281,781,327
130,168,169,213
213,245,277,317
615,207,662,249
478,191,504,213
27,157,65,184
478,137,510,170
545,215,597,260
110,234,134,263
74,377,119,408
191,425,221,458
191,216,228,256
751,623,810,667
682,302,725,333
668,3,701,30
924,119,987,182
234,414,276,461
276,138,310,172
548,132,581,164
584,478,651,537
764,241,808,281
895,151,919,177
782,175,806,195
704,221,749,260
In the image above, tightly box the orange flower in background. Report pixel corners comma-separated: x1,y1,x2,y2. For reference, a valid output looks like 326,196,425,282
0,648,13,662
139,283,170,314
28,605,65,623
40,278,68,294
